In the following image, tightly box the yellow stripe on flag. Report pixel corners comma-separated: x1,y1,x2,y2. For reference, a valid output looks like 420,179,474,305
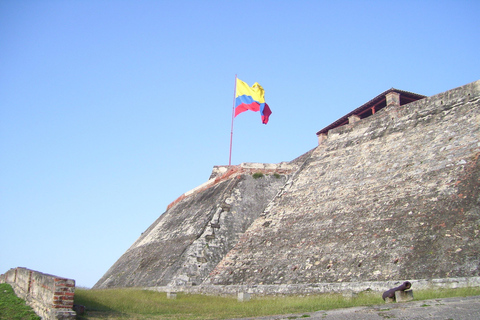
236,79,265,103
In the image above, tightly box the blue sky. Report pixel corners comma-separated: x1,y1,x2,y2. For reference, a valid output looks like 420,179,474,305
1,0,479,288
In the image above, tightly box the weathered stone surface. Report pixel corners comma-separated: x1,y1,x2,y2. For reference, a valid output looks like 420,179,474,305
95,80,480,293
395,290,414,302
208,80,480,286
94,174,288,288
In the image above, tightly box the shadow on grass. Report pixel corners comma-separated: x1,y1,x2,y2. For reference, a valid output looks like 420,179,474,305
74,289,128,319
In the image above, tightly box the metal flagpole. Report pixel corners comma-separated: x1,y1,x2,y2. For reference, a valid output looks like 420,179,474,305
229,74,237,166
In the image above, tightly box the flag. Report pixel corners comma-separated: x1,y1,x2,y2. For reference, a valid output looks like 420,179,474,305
261,103,272,124
234,78,272,124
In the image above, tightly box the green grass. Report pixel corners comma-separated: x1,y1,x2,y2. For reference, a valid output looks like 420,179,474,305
73,286,480,320
3,282,479,320
413,286,480,300
252,172,264,179
75,288,379,319
0,283,41,320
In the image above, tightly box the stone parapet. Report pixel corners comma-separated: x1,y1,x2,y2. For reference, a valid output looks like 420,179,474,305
0,267,76,320
167,162,297,210
210,162,296,179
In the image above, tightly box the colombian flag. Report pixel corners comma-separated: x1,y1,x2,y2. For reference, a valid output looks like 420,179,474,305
234,79,272,124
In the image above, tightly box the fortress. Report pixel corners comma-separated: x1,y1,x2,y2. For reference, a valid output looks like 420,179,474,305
94,80,480,294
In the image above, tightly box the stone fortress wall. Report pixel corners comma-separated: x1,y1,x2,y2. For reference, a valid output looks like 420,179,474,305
95,80,480,295
207,80,480,286
95,170,290,288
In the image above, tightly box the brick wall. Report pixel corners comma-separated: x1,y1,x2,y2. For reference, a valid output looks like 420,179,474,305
0,267,76,320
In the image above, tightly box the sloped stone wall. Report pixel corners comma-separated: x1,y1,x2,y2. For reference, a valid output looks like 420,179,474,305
94,173,289,288
96,80,480,294
208,80,480,286
167,162,297,211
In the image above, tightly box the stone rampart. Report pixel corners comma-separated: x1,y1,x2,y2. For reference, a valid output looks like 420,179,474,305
0,267,76,320
96,79,480,295
94,172,290,289
208,80,480,286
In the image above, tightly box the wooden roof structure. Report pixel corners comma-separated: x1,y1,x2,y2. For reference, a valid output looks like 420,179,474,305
316,88,426,136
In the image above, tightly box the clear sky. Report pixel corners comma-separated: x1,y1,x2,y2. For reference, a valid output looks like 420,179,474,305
1,0,479,288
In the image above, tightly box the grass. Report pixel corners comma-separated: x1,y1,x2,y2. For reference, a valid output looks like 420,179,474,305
74,289,380,319
252,172,264,179
0,283,41,320
74,286,480,320
3,283,477,320
413,286,480,300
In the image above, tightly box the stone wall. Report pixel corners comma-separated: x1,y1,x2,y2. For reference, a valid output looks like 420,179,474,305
148,276,480,296
96,80,480,295
208,80,480,286
0,267,76,320
94,172,290,288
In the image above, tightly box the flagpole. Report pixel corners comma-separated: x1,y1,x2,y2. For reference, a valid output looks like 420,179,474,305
229,74,237,166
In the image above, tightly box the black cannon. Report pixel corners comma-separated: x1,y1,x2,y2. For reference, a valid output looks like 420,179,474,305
382,281,412,301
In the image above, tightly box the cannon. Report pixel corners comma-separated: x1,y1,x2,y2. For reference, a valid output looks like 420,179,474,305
382,281,412,302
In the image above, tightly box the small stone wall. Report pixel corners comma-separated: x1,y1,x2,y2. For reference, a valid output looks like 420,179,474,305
148,276,480,297
0,267,76,320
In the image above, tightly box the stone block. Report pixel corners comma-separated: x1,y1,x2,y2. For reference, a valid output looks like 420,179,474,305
342,291,358,300
395,290,413,302
348,114,361,124
237,292,250,302
167,291,177,299
386,91,400,107
317,133,328,145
